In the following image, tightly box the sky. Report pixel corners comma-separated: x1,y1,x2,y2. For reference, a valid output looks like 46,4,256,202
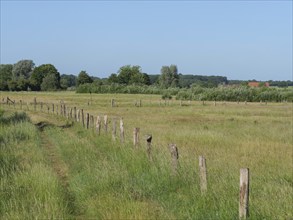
0,1,292,81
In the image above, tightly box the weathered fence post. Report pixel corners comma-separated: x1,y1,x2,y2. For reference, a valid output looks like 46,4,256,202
64,104,66,116
120,118,125,143
111,99,115,107
77,109,80,122
139,99,142,107
86,113,89,129
56,105,59,115
169,144,179,174
146,135,152,161
52,104,54,114
199,156,207,193
20,100,22,110
214,100,216,106
112,118,117,141
96,116,101,135
90,115,94,129
133,128,140,148
81,109,85,127
60,104,63,116
74,107,77,121
34,97,36,111
104,115,108,132
239,168,249,219
47,104,50,114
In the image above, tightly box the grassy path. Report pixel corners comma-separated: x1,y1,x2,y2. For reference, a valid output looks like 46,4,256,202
39,126,77,215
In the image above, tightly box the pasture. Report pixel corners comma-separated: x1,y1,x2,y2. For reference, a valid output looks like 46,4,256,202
0,91,292,219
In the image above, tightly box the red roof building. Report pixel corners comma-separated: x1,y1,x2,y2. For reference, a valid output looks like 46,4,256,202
248,82,269,87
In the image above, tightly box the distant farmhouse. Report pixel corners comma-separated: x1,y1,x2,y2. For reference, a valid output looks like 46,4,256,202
248,82,270,87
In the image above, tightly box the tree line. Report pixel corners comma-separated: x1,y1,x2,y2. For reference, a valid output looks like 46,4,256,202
1,59,292,93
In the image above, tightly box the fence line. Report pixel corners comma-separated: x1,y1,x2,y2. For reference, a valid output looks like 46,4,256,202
1,96,253,218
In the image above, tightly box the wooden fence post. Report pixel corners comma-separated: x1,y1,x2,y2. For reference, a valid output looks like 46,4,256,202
34,97,36,111
60,104,63,116
90,115,94,129
77,109,80,122
96,116,101,135
52,104,54,114
20,100,22,110
146,135,152,161
104,115,108,132
120,118,125,143
56,105,58,115
74,107,77,121
64,104,66,116
111,99,115,107
81,109,84,127
199,156,207,193
133,128,140,148
86,113,89,129
169,144,179,174
112,118,117,141
239,168,249,219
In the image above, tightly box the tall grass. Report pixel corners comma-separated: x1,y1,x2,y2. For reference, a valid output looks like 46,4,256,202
0,92,292,219
0,110,70,219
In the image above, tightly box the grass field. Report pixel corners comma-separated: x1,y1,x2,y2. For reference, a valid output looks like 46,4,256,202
1,91,292,219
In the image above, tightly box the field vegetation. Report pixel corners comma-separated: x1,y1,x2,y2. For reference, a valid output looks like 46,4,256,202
0,91,292,219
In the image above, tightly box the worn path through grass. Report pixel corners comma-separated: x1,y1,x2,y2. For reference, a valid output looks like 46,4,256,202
38,124,80,217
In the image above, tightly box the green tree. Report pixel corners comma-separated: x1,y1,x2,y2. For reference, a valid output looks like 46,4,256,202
0,64,13,90
158,65,179,88
60,74,77,89
12,60,34,80
7,80,18,91
108,73,119,84
142,73,151,85
41,74,60,91
77,71,93,86
117,65,133,84
30,64,60,91
117,65,148,85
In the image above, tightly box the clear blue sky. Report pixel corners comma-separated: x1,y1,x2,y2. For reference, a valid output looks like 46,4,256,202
1,1,292,80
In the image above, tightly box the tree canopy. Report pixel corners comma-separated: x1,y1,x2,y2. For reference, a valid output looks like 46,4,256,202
110,65,150,85
158,65,179,88
30,64,60,91
0,64,13,90
77,71,93,86
12,60,35,80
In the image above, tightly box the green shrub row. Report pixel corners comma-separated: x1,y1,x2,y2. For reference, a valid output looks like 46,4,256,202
76,84,293,102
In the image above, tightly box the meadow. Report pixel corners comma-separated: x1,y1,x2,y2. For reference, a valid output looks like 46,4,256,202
0,91,292,219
